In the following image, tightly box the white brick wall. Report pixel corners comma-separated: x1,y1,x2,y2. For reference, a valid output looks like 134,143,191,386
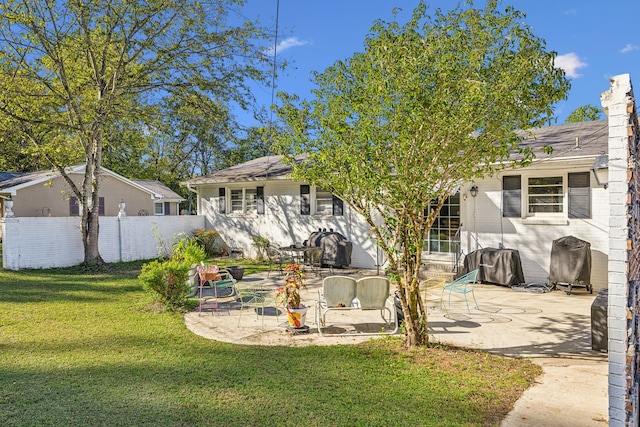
197,180,380,269
601,73,636,426
1,215,205,270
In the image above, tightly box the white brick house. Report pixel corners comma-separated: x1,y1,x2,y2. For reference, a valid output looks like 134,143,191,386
184,119,610,290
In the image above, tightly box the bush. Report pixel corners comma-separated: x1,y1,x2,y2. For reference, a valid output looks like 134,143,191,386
252,235,269,261
172,236,207,266
138,259,191,312
193,228,227,256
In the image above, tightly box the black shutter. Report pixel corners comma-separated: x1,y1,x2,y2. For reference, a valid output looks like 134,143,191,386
164,202,170,215
332,195,344,216
218,188,226,214
69,196,79,216
257,186,265,214
502,176,521,217
99,197,105,216
568,172,590,218
300,185,310,215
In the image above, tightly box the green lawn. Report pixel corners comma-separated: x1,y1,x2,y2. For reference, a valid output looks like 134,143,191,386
0,255,540,426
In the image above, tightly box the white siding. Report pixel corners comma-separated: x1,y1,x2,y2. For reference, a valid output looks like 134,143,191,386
459,158,608,289
198,180,378,269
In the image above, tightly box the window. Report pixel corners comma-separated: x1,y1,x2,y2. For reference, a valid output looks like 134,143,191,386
154,202,164,215
70,196,104,216
426,193,460,253
502,175,521,217
244,188,257,212
227,187,261,214
568,172,590,218
315,189,333,215
528,177,563,213
230,189,243,213
300,185,343,216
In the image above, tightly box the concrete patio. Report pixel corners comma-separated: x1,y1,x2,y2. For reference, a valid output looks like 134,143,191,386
184,269,608,426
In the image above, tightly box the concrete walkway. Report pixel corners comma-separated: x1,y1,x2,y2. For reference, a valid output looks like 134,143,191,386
184,270,608,426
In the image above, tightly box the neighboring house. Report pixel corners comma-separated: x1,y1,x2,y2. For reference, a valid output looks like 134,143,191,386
183,119,609,290
0,165,184,219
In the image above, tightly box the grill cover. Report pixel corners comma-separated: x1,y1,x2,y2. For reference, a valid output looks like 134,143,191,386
306,231,352,268
463,248,525,286
549,236,591,285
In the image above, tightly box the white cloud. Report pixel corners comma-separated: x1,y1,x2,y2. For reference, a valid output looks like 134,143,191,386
621,43,639,54
267,37,309,54
564,8,577,15
554,53,587,78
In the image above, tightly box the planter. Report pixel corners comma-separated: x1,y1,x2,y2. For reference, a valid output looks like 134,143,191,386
285,305,308,328
226,265,245,281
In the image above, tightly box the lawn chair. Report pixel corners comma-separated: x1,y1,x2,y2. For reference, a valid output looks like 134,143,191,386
440,269,480,314
198,265,237,315
304,247,323,276
355,276,397,329
266,246,294,277
236,280,278,329
316,276,357,333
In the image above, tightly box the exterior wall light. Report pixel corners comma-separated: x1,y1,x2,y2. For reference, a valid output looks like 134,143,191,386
469,185,479,198
591,154,609,189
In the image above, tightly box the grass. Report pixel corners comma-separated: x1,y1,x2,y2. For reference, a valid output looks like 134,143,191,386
0,253,541,426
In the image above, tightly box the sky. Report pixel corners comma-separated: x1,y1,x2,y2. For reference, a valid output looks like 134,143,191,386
237,0,640,127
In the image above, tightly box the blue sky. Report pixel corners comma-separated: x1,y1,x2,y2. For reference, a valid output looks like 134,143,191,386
238,1,639,127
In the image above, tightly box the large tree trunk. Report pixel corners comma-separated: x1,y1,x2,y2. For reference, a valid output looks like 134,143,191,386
80,132,105,266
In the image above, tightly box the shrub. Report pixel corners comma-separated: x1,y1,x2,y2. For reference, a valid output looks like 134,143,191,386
172,236,207,266
252,235,269,261
193,228,227,256
139,259,191,312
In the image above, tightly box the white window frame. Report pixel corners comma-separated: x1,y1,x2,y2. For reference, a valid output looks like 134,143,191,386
227,187,258,215
154,202,164,216
314,188,333,215
526,175,564,216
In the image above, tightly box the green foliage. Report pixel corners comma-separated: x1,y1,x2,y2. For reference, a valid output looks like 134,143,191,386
0,0,272,264
138,259,191,312
171,237,207,267
193,228,227,256
565,104,604,123
252,234,270,260
275,0,570,346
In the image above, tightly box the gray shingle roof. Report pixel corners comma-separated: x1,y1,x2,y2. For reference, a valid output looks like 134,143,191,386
131,179,184,201
183,154,307,185
514,119,607,161
183,121,608,186
0,170,57,191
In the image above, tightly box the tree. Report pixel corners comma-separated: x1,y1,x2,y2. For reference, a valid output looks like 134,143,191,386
275,1,569,347
565,104,603,123
0,0,271,265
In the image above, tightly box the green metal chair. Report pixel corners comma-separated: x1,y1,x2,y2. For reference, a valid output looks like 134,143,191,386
236,280,278,329
440,269,480,314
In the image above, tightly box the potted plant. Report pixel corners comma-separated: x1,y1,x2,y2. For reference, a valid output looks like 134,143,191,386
276,264,308,328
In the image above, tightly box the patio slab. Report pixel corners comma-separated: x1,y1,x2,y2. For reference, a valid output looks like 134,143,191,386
184,270,608,426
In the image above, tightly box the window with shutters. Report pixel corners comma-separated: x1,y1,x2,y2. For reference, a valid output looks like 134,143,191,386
224,187,261,215
501,172,592,219
301,186,343,216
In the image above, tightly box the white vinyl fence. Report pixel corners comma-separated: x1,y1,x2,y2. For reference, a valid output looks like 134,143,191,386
1,215,205,270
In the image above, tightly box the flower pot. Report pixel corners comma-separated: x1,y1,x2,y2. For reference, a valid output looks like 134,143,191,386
285,305,308,329
226,265,245,281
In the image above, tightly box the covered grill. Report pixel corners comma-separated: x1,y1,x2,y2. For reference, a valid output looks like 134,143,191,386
549,235,593,294
305,230,352,268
